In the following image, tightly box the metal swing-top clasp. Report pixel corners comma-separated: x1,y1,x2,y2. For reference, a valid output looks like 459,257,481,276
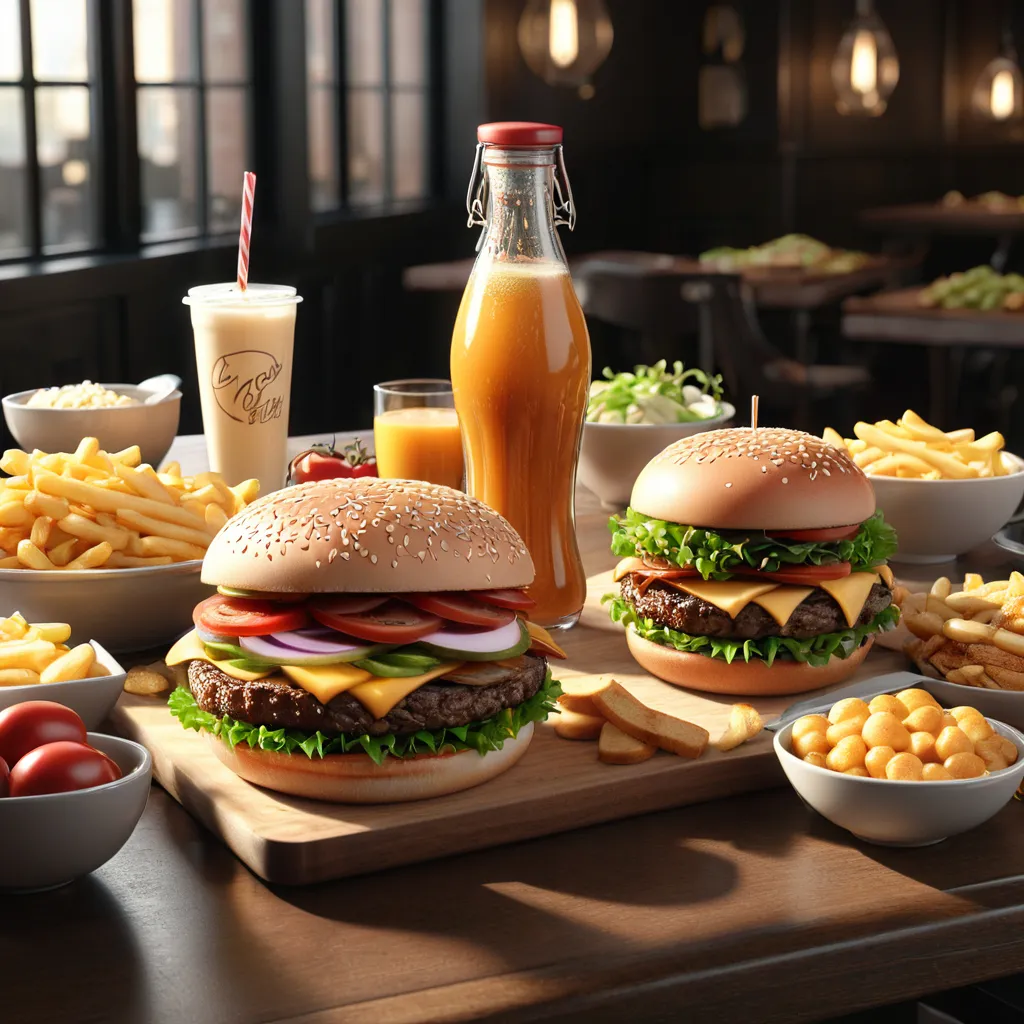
465,143,577,232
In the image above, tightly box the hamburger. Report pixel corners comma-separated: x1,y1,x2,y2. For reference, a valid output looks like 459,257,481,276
166,478,565,803
607,427,899,695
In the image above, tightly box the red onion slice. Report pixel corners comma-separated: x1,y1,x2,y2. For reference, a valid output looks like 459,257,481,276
418,618,524,654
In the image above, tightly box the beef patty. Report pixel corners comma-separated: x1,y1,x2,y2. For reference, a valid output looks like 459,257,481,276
188,653,547,737
620,573,892,639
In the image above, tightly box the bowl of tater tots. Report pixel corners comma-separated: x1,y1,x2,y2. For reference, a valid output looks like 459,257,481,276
774,687,1024,846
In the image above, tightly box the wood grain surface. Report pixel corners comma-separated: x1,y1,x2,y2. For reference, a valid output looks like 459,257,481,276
8,434,1024,1024
110,565,904,885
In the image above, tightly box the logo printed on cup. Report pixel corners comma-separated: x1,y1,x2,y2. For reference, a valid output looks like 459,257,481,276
212,350,285,425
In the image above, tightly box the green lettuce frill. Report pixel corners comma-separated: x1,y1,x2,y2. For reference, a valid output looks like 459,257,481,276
608,509,898,581
605,595,899,668
168,670,562,767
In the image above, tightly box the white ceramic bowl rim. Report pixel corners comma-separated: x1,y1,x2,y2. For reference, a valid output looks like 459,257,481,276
867,451,1024,483
584,400,736,429
0,559,203,581
774,716,1024,789
3,732,152,804
2,384,182,409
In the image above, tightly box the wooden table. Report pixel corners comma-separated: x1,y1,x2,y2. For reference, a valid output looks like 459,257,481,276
842,287,1024,425
8,433,1024,1024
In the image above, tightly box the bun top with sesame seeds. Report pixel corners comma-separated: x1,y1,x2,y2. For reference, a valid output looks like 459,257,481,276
629,426,876,530
201,478,535,593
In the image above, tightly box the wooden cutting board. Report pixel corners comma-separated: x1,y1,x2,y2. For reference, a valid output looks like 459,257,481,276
109,570,906,886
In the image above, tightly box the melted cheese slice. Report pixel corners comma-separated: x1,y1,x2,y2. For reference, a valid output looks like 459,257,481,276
663,578,778,616
752,587,815,627
348,663,463,720
819,572,881,628
613,557,649,582
165,630,273,681
526,620,567,659
280,663,373,705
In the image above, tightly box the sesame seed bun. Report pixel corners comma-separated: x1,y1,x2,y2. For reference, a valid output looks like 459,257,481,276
625,630,874,696
203,723,535,803
201,478,535,593
630,427,875,530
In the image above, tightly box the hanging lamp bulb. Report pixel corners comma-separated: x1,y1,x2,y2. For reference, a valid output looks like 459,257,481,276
831,0,899,116
518,0,614,94
973,30,1024,121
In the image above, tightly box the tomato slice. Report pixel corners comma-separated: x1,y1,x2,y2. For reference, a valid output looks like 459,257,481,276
405,592,516,628
625,561,853,586
302,594,389,616
194,595,310,637
309,598,442,644
766,526,861,542
473,588,537,611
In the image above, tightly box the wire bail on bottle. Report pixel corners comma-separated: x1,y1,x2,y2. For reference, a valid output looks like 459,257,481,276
465,143,576,232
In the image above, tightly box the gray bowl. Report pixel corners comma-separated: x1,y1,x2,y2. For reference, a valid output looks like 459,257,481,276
0,642,126,729
2,384,181,467
0,732,151,892
0,561,211,653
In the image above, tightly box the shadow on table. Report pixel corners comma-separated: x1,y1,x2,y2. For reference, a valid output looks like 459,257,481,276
3,875,146,1024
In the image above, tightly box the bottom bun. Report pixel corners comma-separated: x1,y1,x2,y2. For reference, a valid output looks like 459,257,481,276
626,630,875,696
204,722,535,804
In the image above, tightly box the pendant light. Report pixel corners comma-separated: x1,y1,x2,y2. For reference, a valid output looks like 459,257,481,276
831,0,899,117
973,26,1023,121
518,0,614,96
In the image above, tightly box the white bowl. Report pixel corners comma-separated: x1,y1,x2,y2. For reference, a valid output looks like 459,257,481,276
920,676,1024,732
0,642,125,729
0,732,151,892
0,562,211,654
2,384,181,467
870,453,1024,564
775,716,1024,846
578,403,736,511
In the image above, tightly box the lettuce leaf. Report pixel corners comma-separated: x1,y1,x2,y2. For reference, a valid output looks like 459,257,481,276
604,595,899,668
609,508,897,581
168,670,562,767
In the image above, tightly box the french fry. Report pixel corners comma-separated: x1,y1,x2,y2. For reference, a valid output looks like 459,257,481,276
822,426,845,449
135,536,207,561
17,539,55,570
593,681,709,758
0,449,31,475
598,722,657,765
553,709,605,741
204,502,229,534
230,479,260,511
160,460,182,478
0,638,59,673
713,703,764,752
58,512,132,550
106,552,174,568
66,541,113,570
113,462,177,504
0,668,41,686
557,676,612,716
0,556,22,569
24,490,70,520
854,422,977,478
39,643,95,683
29,515,52,548
114,508,214,549
48,538,79,567
0,503,33,528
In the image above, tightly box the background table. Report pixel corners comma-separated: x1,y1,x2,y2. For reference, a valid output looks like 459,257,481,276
7,433,1024,1024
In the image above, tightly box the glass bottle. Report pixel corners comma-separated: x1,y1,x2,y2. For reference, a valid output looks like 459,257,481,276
450,122,591,630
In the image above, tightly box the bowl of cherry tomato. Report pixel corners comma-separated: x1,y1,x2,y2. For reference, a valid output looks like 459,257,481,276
287,437,377,485
0,701,151,892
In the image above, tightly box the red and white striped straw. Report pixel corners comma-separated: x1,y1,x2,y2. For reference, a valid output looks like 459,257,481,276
236,171,256,292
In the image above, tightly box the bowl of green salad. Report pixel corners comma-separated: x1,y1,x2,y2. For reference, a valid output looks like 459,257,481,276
579,361,734,510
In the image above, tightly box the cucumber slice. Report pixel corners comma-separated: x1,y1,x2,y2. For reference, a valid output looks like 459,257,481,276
203,639,393,667
354,656,441,678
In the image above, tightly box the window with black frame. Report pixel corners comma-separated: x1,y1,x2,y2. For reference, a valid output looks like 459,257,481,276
306,0,431,213
133,0,250,242
0,0,97,259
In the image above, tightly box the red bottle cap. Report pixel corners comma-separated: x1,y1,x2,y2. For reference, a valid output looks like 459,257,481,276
477,122,563,146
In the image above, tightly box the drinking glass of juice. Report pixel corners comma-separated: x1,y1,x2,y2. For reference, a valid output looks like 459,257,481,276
373,380,465,490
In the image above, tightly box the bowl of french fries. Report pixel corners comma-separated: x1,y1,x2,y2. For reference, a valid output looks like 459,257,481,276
823,411,1024,562
775,687,1024,846
0,613,126,728
902,572,1024,729
3,382,181,468
0,439,258,653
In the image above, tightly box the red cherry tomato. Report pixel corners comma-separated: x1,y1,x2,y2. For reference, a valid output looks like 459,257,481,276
289,439,377,484
473,588,537,611
0,755,9,798
766,526,860,542
405,593,516,628
310,598,442,644
194,595,310,637
9,741,122,797
0,701,87,768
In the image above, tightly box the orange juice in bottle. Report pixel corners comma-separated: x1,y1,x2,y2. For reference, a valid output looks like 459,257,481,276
451,122,590,629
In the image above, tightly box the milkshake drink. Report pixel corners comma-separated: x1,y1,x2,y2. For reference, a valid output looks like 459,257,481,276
183,283,302,493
